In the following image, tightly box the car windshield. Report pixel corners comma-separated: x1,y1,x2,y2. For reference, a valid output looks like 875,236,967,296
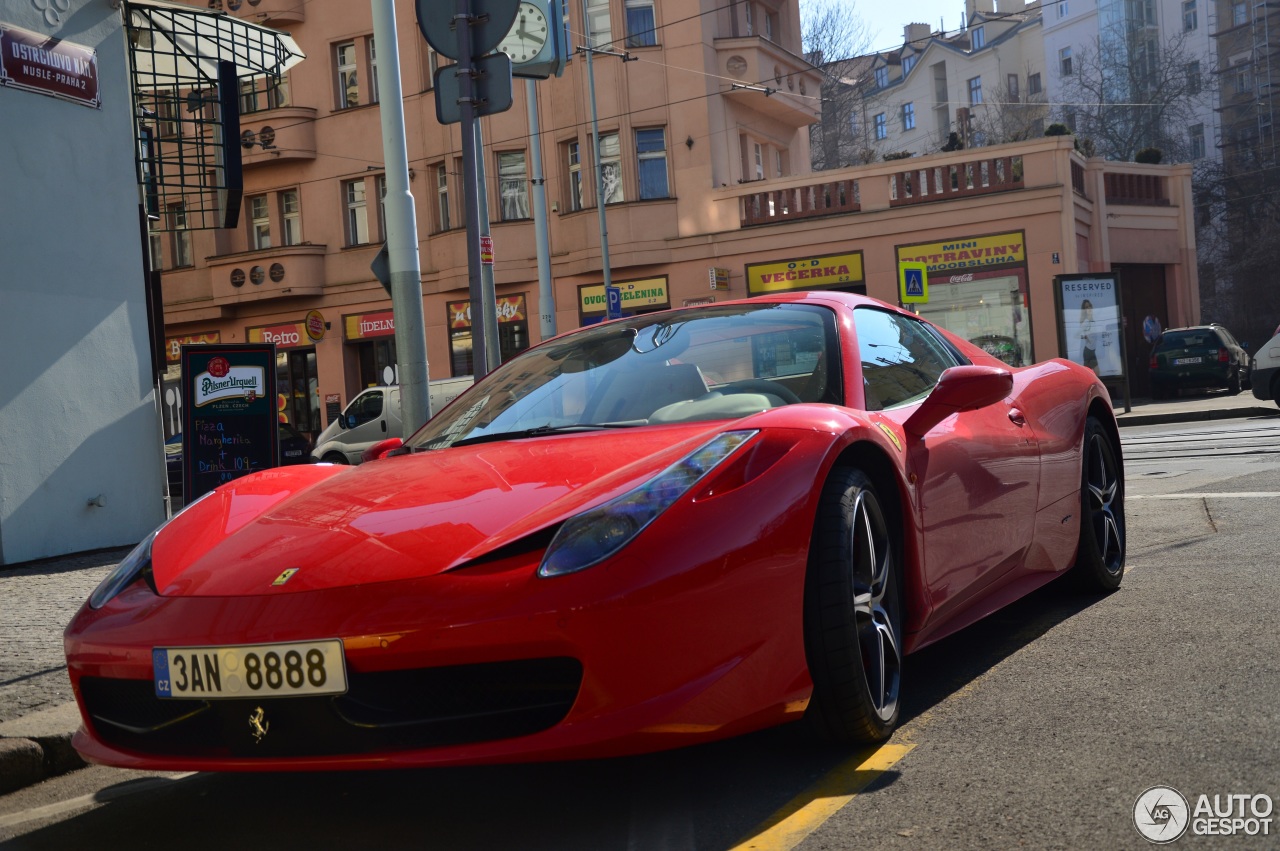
408,303,841,450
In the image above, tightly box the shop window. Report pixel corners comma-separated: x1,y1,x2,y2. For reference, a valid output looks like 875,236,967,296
249,195,271,249
448,296,531,376
625,0,656,47
276,349,321,438
636,128,669,199
498,151,530,220
914,275,1031,371
336,41,359,108
357,337,398,388
281,190,301,246
344,179,370,245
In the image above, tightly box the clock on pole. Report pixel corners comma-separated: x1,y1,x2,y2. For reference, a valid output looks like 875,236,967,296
496,0,570,79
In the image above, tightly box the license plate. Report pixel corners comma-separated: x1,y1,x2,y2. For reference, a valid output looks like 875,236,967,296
1172,357,1202,365
153,639,347,699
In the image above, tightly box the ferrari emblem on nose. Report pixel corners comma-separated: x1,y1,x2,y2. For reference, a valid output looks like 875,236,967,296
271,568,299,586
248,706,269,743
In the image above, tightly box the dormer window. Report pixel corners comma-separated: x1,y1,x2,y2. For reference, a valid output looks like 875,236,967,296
971,26,985,49
874,66,888,88
902,55,916,76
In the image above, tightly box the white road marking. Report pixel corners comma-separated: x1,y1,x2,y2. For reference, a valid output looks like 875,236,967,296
1129,492,1280,500
0,772,196,830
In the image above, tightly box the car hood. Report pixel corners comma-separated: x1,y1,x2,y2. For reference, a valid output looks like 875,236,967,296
151,423,732,597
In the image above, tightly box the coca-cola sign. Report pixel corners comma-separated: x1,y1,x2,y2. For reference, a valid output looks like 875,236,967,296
0,24,100,108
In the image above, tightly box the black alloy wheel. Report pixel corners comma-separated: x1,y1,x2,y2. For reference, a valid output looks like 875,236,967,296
1072,417,1125,591
804,468,902,744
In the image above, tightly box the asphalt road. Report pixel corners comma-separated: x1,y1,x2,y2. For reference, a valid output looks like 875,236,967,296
2,416,1278,849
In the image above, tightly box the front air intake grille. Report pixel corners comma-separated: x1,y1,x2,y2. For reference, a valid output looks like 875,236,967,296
77,657,583,758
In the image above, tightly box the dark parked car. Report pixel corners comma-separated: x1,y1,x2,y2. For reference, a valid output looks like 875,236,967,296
1148,324,1251,398
165,423,313,492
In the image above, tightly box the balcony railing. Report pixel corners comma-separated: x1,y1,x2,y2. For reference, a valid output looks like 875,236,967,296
1104,172,1168,206
888,155,1023,207
741,179,860,227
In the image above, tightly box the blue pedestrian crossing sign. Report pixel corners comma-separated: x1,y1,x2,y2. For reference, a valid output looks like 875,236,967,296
899,262,929,304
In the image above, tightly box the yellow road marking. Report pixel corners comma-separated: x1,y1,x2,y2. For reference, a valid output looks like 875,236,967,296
729,742,916,851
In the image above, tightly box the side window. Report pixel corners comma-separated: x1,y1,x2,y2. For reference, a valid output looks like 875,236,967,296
348,391,384,425
854,309,962,410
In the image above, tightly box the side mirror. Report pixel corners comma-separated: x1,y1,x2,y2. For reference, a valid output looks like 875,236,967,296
904,365,1013,437
361,437,403,463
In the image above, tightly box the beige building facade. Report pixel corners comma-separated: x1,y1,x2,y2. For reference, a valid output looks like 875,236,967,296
156,0,1197,440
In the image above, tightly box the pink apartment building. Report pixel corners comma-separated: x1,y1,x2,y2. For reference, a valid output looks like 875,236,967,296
155,0,1198,440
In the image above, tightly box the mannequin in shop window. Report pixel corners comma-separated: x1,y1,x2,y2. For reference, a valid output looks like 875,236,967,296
1079,299,1099,372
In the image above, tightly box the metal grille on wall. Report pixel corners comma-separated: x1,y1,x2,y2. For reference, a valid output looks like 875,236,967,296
125,0,304,232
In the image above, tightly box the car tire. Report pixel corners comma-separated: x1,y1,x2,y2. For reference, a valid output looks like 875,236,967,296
1228,368,1242,395
1071,418,1125,592
322,452,348,465
803,467,902,745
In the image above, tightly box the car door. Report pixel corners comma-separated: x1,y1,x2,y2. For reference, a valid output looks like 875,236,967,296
340,389,389,463
854,308,1041,618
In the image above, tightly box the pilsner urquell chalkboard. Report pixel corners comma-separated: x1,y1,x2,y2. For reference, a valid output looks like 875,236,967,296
180,344,279,503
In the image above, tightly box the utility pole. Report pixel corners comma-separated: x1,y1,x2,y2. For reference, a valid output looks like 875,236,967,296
527,78,556,340
473,121,502,370
581,45,632,291
371,0,429,432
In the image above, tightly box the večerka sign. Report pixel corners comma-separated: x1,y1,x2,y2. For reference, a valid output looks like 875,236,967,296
0,24,100,108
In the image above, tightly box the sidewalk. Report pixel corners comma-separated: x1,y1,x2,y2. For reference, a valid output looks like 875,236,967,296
2,390,1276,796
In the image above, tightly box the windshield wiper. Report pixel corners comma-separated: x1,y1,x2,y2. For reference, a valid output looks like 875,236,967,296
449,423,640,448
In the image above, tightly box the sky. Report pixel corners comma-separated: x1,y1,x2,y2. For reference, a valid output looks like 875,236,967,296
853,0,967,52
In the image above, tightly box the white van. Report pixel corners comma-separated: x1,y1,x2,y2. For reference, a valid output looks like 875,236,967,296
1249,331,1280,406
310,377,473,464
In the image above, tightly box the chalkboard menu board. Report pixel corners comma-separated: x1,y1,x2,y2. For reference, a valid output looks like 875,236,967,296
180,344,279,503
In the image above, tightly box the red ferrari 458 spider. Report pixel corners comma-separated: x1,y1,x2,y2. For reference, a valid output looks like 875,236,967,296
65,292,1124,771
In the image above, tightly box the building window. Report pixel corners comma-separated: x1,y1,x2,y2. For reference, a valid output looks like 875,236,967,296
585,0,611,47
744,1,753,35
169,203,192,267
625,0,656,47
1232,2,1246,26
968,76,982,105
1059,46,1073,76
567,141,584,211
874,66,888,88
1058,1,1068,16
1008,74,1020,102
368,38,379,104
1187,60,1201,94
636,128,669,199
498,151,530,220
249,195,271,249
345,179,369,245
436,164,451,232
774,148,784,177
1183,0,1197,30
239,74,289,114
902,101,915,130
149,230,163,269
336,41,359,108
874,113,887,140
376,174,388,240
765,9,779,42
599,132,623,203
971,26,985,50
1028,72,1042,95
1190,124,1205,159
1234,62,1250,94
753,141,764,179
902,54,916,76
281,190,301,246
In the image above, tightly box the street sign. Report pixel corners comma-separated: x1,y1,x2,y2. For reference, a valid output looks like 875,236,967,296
899,262,929,304
480,234,494,265
371,241,392,295
434,53,514,123
606,284,622,319
416,0,520,60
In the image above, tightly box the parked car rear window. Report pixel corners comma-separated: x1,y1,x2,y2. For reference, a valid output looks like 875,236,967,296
1157,331,1215,350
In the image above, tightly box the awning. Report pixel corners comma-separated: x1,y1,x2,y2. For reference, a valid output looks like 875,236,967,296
124,0,305,83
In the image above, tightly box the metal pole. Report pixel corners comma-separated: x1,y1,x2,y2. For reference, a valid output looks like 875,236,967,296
473,122,502,371
586,47,612,289
527,78,556,340
455,0,490,378
371,0,430,432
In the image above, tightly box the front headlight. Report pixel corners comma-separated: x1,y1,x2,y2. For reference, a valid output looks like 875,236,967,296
538,430,757,578
88,491,213,609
